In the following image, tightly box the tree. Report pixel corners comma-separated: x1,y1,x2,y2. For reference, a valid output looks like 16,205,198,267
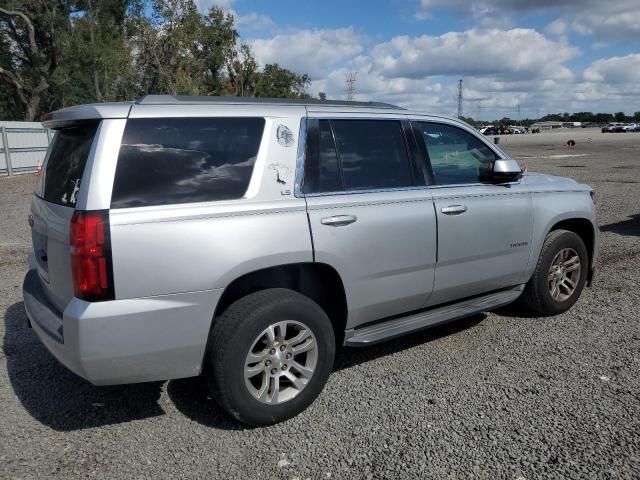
254,63,310,98
224,43,258,96
0,0,313,120
0,1,69,120
634,112,640,123
459,115,477,127
318,91,327,100
55,0,139,106
614,111,626,122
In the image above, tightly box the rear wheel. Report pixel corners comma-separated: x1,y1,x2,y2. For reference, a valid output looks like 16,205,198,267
521,229,588,315
205,288,335,426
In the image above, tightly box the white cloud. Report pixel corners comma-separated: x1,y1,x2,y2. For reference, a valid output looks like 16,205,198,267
370,29,578,81
570,6,640,40
249,28,364,79
545,19,567,36
584,54,640,84
194,1,639,118
416,0,640,39
234,12,275,33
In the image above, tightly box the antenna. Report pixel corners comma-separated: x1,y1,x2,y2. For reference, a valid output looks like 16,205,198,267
457,79,463,118
345,71,357,101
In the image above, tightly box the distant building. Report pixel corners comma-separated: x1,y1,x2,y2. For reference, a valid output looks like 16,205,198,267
562,122,582,128
531,121,563,130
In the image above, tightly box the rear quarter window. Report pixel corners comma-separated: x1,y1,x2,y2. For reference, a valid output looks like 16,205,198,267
111,117,265,208
37,122,99,207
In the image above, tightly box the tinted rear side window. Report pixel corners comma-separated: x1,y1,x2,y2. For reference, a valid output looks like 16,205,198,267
111,117,265,208
303,120,342,194
38,122,99,207
331,120,412,190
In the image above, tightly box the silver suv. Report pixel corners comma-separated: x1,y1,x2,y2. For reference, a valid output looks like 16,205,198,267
23,96,599,425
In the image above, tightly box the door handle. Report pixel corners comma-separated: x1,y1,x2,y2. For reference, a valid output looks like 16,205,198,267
321,215,357,227
441,205,468,215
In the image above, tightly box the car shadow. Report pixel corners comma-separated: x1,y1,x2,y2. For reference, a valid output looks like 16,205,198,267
6,300,487,431
491,303,540,319
166,377,247,430
600,214,640,237
333,313,486,371
3,302,164,432
167,314,487,428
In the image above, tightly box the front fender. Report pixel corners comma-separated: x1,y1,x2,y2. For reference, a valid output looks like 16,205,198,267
524,190,598,281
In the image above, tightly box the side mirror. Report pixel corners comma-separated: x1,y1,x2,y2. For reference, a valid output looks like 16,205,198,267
490,158,523,183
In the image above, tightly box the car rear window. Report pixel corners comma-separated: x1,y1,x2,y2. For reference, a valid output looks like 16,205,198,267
37,122,99,207
111,117,265,208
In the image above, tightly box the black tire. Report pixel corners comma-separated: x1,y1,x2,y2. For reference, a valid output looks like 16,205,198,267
521,229,589,316
205,288,335,426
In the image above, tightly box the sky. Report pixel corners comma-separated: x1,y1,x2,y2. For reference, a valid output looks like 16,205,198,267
199,0,640,120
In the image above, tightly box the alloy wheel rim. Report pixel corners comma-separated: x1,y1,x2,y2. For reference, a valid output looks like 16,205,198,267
548,247,581,302
244,320,318,405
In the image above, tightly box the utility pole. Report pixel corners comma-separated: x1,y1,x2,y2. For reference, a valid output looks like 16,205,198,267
345,72,357,101
457,79,463,119
516,102,521,123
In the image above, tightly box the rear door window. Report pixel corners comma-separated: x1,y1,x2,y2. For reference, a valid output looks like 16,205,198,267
111,117,265,208
37,122,99,207
303,119,413,193
332,120,413,190
303,120,342,193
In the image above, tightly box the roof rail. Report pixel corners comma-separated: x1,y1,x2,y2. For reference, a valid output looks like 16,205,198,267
135,95,404,109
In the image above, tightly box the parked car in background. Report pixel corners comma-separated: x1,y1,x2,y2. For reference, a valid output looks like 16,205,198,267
482,126,501,136
23,96,599,426
602,123,625,132
622,124,638,132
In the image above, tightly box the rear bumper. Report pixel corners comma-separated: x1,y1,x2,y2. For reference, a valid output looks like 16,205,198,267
23,269,221,385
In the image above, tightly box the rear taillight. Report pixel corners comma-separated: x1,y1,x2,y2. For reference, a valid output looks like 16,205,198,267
70,210,114,302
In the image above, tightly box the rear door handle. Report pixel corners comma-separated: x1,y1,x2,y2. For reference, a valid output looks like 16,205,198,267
441,205,468,215
321,215,357,227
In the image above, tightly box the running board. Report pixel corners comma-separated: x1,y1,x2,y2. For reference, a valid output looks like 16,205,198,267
344,286,524,347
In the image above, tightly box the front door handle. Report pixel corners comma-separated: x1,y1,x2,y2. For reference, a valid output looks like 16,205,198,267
321,215,357,227
441,205,468,215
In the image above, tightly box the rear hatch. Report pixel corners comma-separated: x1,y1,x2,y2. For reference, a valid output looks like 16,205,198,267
31,122,99,312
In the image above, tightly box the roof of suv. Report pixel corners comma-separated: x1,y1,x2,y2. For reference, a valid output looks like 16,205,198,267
135,95,404,110
43,95,470,128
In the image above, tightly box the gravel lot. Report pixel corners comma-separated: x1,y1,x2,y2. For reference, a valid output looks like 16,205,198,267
1,129,639,479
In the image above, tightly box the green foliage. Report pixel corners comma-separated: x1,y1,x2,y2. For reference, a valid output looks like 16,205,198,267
0,0,312,120
459,115,477,127
254,64,311,98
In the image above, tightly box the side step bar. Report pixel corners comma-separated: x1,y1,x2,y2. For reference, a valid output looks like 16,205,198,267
344,285,524,346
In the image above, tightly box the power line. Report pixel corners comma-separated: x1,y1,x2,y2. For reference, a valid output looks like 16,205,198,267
457,78,463,118
345,71,357,101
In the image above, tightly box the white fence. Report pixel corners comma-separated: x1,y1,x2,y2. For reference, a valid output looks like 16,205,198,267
0,121,51,176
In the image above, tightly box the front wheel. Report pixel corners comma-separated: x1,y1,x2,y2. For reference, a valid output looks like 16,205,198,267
521,229,589,316
205,288,335,426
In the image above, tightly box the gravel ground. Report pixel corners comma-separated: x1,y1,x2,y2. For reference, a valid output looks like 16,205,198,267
1,129,639,479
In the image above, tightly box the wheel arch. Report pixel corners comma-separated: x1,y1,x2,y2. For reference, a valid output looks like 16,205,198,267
548,218,596,269
213,262,349,343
